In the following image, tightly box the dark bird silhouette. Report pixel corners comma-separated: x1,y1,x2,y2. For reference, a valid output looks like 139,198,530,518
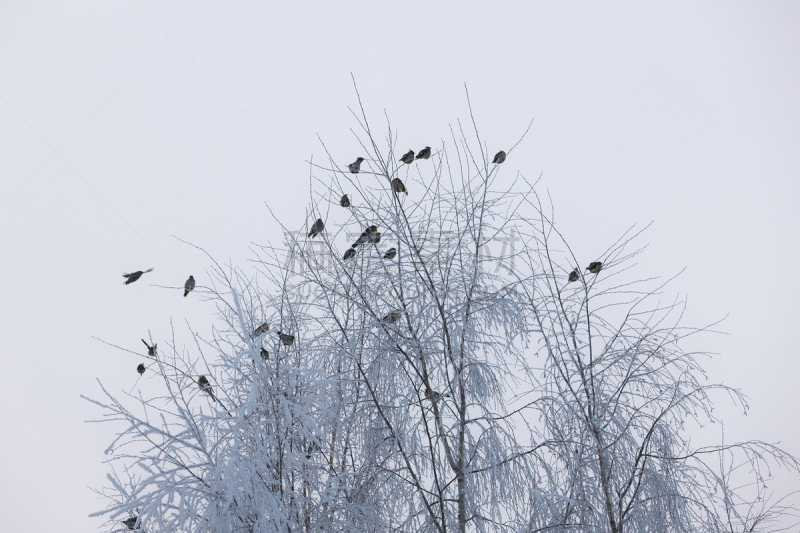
251,322,270,339
568,268,580,283
141,339,157,357
416,146,431,160
137,363,146,375
122,516,139,530
277,332,295,346
353,225,379,247
492,151,507,164
429,390,450,403
399,150,415,164
383,247,396,260
348,157,365,174
308,218,324,238
123,269,153,285
343,248,357,260
198,375,216,401
184,275,195,297
392,178,408,196
586,261,603,274
340,194,351,207
381,311,402,324
260,348,269,360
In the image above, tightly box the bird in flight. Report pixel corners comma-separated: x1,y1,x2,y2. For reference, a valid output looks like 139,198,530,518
399,150,415,164
141,339,157,357
392,178,408,196
586,261,603,274
349,157,365,174
383,247,396,260
308,218,324,239
492,151,506,164
184,275,195,297
340,194,351,207
416,146,431,160
123,269,153,285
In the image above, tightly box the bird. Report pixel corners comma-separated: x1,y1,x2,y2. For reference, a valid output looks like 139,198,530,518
197,375,216,401
381,311,402,324
430,390,450,403
416,146,431,160
586,261,603,274
141,339,157,357
123,269,153,285
492,151,506,164
348,157,365,174
251,322,270,338
391,178,408,196
184,275,195,297
277,332,295,346
383,248,396,260
343,248,357,260
369,232,381,244
260,348,269,360
308,218,324,238
353,225,379,247
568,268,580,283
137,363,146,375
399,150,415,164
340,194,351,207
121,516,139,530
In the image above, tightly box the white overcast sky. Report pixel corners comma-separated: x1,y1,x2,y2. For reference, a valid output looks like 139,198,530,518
1,2,799,531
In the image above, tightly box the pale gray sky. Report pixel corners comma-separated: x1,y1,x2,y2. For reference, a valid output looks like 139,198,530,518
1,2,798,531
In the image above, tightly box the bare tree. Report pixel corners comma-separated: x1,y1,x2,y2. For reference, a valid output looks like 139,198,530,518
89,90,798,533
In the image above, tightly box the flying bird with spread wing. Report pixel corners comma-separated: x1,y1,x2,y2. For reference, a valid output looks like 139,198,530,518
123,269,153,285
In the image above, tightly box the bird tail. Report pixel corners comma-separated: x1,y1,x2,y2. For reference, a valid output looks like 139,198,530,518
142,339,150,348
184,290,189,297
144,268,153,273
405,191,408,196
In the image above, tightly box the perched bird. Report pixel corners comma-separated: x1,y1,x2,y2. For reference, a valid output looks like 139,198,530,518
308,218,324,238
369,232,381,244
184,275,195,297
348,157,365,174
260,348,269,360
123,269,153,285
251,322,270,338
568,268,580,283
340,194,351,208
197,375,216,401
121,516,139,530
381,311,402,324
141,339,157,357
430,390,450,403
343,248,357,260
137,363,146,375
277,332,295,346
391,178,408,196
492,151,507,164
416,146,431,160
586,261,603,274
399,150,415,164
383,247,397,260
353,225,379,247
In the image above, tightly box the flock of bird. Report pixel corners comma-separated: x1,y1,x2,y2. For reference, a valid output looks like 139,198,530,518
117,146,602,530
